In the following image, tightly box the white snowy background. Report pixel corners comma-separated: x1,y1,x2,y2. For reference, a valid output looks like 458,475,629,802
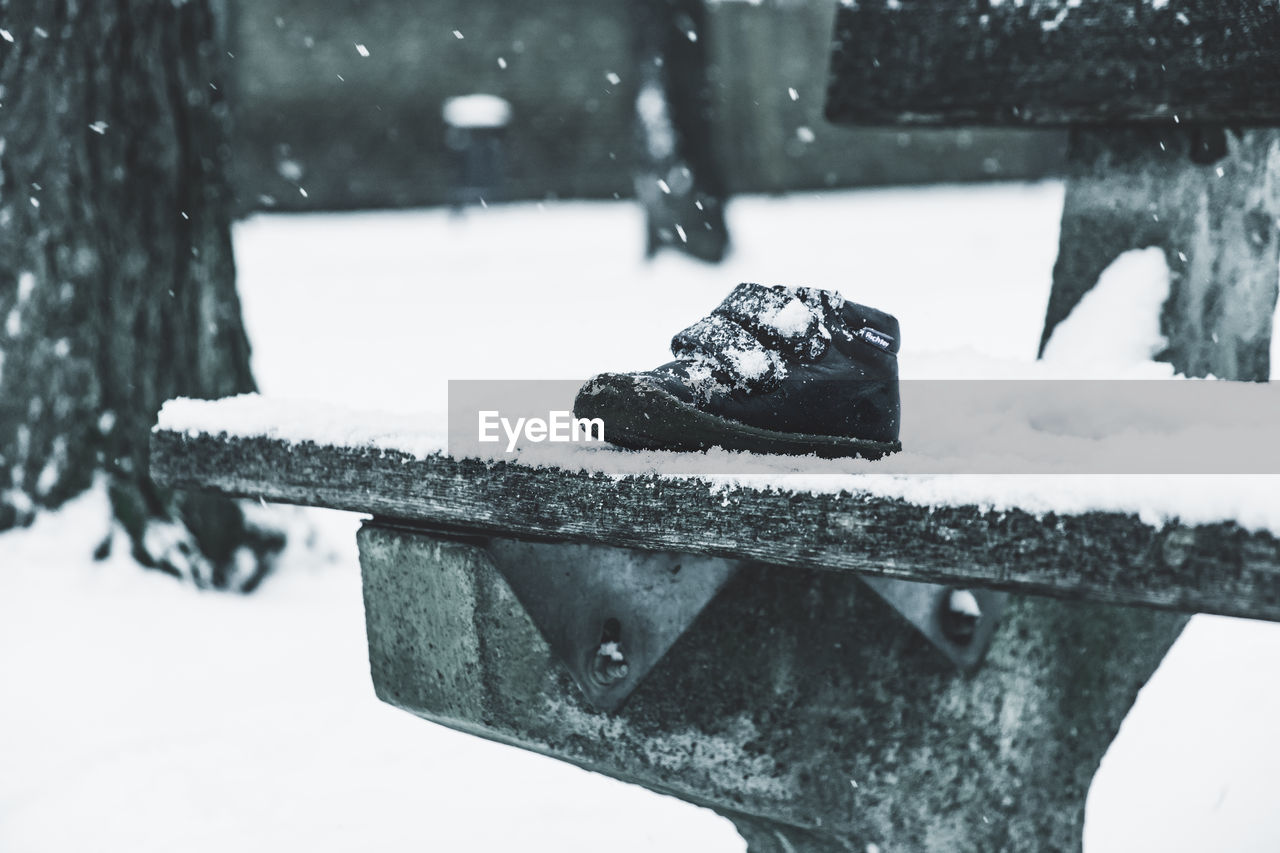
4,183,1280,851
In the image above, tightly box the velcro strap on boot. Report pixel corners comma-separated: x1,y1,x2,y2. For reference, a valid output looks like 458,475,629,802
712,283,828,361
671,314,785,391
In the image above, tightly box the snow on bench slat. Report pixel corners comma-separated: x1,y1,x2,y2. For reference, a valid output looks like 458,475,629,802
159,395,448,461
157,393,1280,535
151,404,1280,622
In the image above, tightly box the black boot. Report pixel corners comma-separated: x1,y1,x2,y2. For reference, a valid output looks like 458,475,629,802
574,283,901,459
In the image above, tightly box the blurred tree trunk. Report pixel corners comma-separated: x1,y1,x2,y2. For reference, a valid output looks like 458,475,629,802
0,0,281,589
633,0,729,262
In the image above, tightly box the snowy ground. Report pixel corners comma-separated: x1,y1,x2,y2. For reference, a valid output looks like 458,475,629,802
5,184,1280,851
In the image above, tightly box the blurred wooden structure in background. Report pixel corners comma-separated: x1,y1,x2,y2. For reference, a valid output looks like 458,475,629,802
227,0,1065,213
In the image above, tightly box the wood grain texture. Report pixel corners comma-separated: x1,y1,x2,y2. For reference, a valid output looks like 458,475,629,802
825,0,1280,126
152,429,1280,621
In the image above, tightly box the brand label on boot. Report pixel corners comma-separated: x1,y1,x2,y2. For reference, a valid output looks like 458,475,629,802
855,326,895,353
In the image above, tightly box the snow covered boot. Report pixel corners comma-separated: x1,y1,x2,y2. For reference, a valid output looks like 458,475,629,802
573,283,901,459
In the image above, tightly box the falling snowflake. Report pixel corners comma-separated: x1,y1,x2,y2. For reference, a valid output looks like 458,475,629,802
355,43,370,57
276,159,304,181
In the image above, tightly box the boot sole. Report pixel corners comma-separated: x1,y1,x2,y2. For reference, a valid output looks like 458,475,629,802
574,374,901,461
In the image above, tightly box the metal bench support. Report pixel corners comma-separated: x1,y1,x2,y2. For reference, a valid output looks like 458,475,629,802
358,520,1186,852
1043,129,1280,381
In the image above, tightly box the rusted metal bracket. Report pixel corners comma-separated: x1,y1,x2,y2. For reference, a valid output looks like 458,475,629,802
484,538,743,712
482,535,1006,711
861,577,1008,671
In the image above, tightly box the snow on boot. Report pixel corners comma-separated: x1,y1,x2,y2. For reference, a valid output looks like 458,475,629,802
573,283,901,459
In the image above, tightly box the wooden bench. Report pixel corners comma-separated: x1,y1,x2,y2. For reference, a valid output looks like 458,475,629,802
153,6,1280,850
828,0,1280,383
152,407,1274,851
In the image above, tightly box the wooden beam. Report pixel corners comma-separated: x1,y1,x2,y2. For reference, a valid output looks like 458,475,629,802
151,428,1280,622
825,0,1280,126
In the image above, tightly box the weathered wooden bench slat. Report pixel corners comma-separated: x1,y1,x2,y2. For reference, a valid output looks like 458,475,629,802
825,0,1280,126
152,429,1280,622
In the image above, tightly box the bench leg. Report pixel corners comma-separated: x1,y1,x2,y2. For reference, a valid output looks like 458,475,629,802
359,521,1186,851
1041,129,1280,381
